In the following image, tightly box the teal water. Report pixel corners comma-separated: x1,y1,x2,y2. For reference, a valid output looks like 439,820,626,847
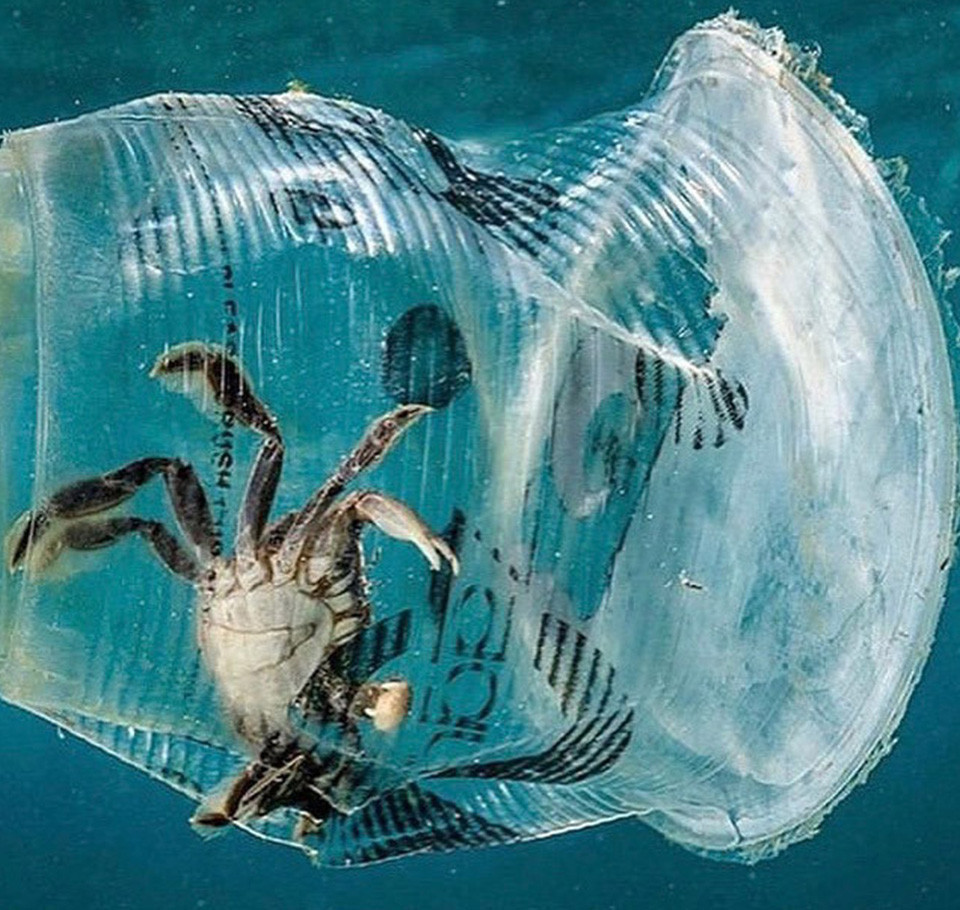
1,1,959,908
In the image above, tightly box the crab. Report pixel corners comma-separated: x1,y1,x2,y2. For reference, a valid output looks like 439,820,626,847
4,341,458,831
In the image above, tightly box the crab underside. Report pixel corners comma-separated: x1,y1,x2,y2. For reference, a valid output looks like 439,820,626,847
5,340,458,832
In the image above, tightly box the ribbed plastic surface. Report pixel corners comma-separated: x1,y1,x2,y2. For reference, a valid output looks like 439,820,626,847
0,13,954,865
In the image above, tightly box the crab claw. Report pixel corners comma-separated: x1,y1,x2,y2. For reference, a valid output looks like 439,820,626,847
351,490,460,575
150,341,278,437
358,680,411,732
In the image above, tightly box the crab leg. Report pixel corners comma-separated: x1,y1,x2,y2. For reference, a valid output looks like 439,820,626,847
347,490,460,575
150,341,278,438
235,436,285,568
150,341,285,567
54,516,202,581
274,404,431,578
5,456,216,575
291,491,456,736
193,746,338,830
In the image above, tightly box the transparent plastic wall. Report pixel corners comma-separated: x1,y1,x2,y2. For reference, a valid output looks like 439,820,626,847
0,15,955,865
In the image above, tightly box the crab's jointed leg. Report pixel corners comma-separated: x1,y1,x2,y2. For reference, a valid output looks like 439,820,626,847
150,341,277,438
151,341,285,574
274,403,433,578
236,435,284,562
5,456,216,578
192,744,337,830
293,489,456,735
193,734,404,830
53,516,204,581
346,490,460,575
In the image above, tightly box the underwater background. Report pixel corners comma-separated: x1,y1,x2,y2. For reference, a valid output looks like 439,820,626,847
0,1,958,908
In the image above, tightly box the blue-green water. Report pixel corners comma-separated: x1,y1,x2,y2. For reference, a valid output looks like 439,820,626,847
1,1,959,907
